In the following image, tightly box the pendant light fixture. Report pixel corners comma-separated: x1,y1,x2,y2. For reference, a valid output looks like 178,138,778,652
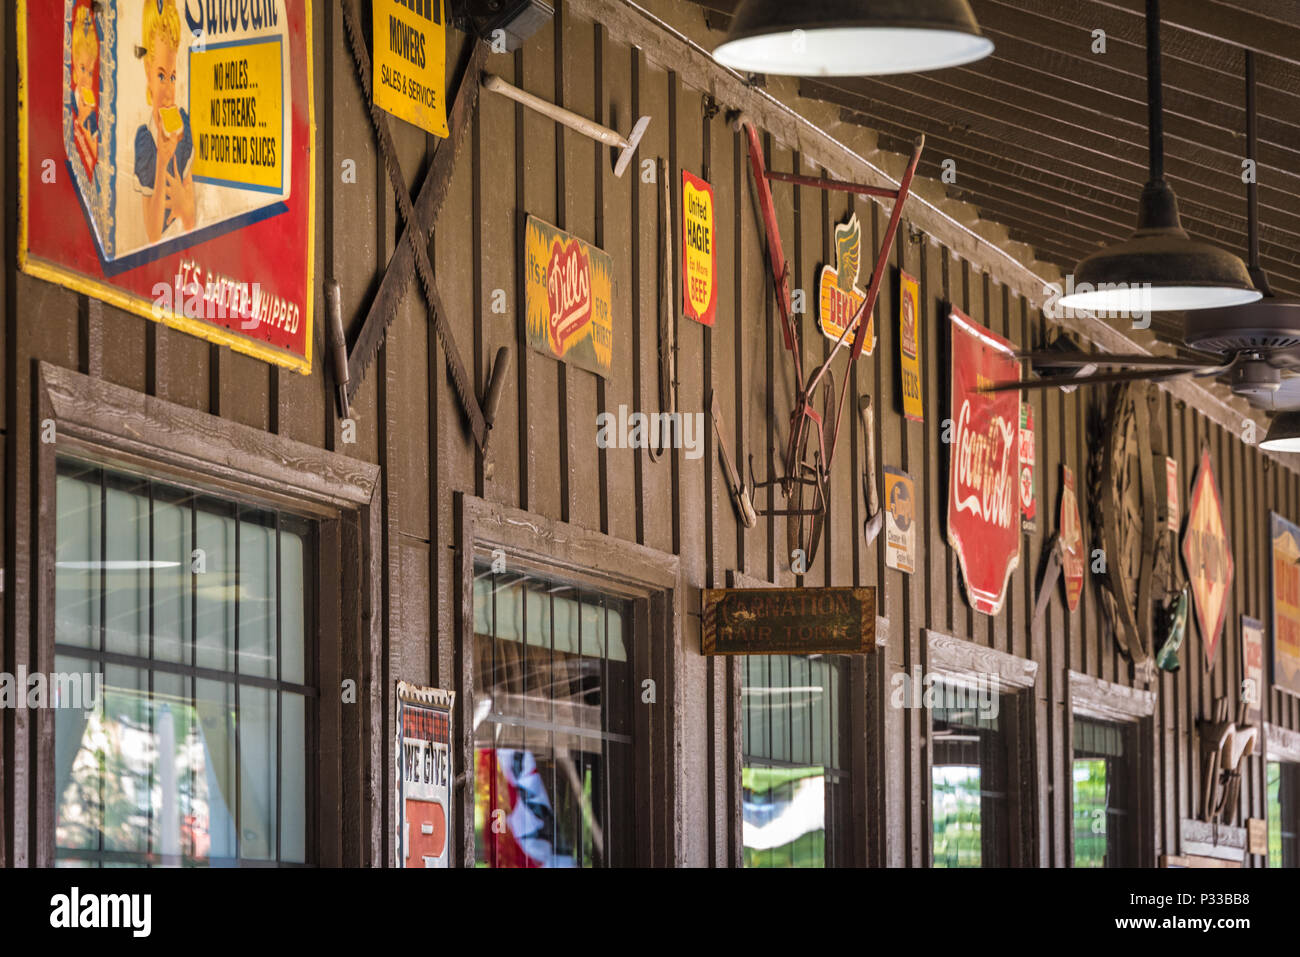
710,0,994,77
1260,412,1300,452
1057,0,1259,314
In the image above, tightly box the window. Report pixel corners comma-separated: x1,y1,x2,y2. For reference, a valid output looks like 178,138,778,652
1267,760,1299,868
741,654,848,868
53,459,315,867
1072,717,1139,867
471,563,634,867
930,678,1011,868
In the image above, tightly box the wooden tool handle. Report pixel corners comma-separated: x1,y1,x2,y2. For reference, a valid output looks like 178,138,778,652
482,74,625,148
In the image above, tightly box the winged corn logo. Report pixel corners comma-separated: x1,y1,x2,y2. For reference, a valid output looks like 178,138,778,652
817,213,873,353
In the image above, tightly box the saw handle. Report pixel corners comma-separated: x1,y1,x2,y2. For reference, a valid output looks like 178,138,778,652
480,346,513,455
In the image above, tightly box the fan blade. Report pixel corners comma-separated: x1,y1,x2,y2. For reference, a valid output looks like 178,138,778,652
1253,376,1300,412
980,366,1201,394
1266,344,1300,370
1015,350,1218,370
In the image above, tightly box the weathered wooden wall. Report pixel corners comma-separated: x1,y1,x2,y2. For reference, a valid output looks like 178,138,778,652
3,0,1297,866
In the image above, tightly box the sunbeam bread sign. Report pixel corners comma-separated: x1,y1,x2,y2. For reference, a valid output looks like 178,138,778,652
947,308,1021,616
19,0,315,373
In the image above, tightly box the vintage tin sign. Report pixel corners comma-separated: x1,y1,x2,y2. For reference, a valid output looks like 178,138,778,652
1270,512,1300,698
1241,616,1265,723
19,0,316,373
1166,457,1180,531
947,308,1021,616
816,213,873,354
884,466,916,574
1182,449,1233,666
1020,403,1036,533
1060,464,1084,613
681,170,716,326
373,0,448,138
524,215,613,378
396,682,455,868
899,269,923,421
702,587,877,655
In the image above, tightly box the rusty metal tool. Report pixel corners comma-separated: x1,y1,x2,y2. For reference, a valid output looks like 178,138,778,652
339,1,509,453
481,73,650,178
859,394,883,544
710,389,757,528
326,278,349,418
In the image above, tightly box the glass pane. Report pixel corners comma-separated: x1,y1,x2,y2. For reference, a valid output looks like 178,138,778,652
238,685,277,860
101,664,150,854
55,468,100,649
472,564,632,868
103,482,149,658
282,693,306,863
152,496,190,664
194,509,236,672
1073,758,1108,867
281,525,306,685
238,512,276,680
195,678,238,863
932,765,982,867
931,678,1009,868
742,766,825,868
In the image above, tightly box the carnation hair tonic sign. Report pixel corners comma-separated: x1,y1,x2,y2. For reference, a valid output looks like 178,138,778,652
524,215,613,378
947,308,1020,616
396,682,455,868
19,0,316,373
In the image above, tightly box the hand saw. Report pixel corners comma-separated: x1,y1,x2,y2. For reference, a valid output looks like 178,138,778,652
339,0,509,453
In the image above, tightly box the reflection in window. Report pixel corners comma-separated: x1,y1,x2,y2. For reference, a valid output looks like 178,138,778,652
54,460,313,867
1267,760,1299,868
1072,717,1137,868
472,564,633,867
741,655,846,867
931,678,1008,868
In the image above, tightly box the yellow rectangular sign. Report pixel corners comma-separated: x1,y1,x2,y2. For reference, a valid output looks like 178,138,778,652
373,0,448,138
899,269,924,421
190,37,285,193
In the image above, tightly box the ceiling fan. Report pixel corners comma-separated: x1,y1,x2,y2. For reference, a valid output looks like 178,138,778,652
988,50,1300,415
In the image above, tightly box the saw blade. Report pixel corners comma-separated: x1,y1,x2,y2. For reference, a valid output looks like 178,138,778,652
340,0,486,445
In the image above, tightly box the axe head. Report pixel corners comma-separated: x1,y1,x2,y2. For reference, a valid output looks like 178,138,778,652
614,116,651,178
863,510,884,546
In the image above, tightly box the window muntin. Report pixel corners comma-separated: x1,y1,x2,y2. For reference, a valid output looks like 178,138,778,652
930,678,1010,868
53,460,314,867
471,564,634,867
741,654,848,867
1072,716,1138,868
1268,760,1299,868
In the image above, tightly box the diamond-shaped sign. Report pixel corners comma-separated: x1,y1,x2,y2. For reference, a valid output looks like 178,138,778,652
1181,450,1233,666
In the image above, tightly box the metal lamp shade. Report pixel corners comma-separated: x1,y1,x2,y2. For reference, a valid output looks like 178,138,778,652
710,0,994,77
1058,180,1260,314
1260,411,1300,452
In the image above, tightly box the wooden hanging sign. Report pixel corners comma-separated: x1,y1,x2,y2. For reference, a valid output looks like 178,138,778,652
702,587,877,655
1182,448,1233,666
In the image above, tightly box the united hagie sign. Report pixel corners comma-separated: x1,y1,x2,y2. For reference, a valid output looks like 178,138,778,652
947,308,1021,616
702,587,877,655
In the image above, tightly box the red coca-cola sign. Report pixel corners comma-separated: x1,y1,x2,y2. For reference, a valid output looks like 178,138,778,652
947,308,1021,616
546,238,593,355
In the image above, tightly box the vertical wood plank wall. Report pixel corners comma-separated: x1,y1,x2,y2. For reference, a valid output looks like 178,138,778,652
3,0,1297,866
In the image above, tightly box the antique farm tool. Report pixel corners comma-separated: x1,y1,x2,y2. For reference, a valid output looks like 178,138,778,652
1197,697,1258,825
650,157,677,462
340,2,511,453
710,389,757,528
858,395,883,545
481,74,650,178
740,117,923,570
1031,533,1064,640
325,279,350,417
1088,382,1159,670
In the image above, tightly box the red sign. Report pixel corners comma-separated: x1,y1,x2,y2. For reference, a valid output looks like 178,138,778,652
1060,465,1084,613
19,0,316,373
682,170,716,325
1182,449,1234,666
947,308,1021,616
546,238,593,355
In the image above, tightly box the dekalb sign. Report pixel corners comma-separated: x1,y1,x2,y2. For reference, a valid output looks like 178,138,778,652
947,308,1020,616
1182,449,1233,666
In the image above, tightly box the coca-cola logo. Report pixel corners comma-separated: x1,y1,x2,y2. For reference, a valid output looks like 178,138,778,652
953,398,1017,530
546,238,592,355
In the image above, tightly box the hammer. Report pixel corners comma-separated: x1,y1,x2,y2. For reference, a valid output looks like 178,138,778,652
860,394,884,544
482,74,650,178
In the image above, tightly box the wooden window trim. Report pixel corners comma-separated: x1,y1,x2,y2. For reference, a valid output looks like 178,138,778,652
1067,670,1159,868
1266,723,1300,764
454,492,683,867
31,362,383,868
924,630,1040,867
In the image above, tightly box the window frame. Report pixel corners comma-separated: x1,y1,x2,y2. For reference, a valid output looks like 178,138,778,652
1066,670,1157,868
1266,723,1300,868
31,362,382,868
924,629,1040,868
454,492,682,867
